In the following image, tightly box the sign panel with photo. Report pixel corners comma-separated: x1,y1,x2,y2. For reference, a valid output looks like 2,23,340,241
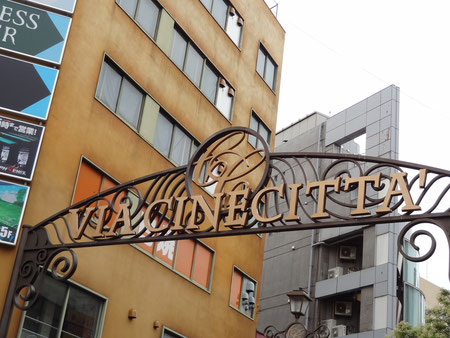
0,179,29,246
0,54,59,120
0,116,45,181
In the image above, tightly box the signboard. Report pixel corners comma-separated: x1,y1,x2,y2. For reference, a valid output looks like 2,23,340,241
0,54,58,120
0,179,29,245
0,127,450,336
0,0,71,64
0,116,44,181
26,0,77,14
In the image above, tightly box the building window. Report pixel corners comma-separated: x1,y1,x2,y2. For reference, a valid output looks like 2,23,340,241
20,274,106,338
72,159,127,232
136,216,214,290
230,267,256,318
117,0,161,39
95,57,199,167
169,27,234,120
201,62,219,103
256,44,277,90
72,159,120,205
96,59,144,129
200,0,244,47
248,112,271,148
404,283,425,326
161,327,187,338
115,0,234,120
185,44,204,87
153,112,199,166
170,29,188,70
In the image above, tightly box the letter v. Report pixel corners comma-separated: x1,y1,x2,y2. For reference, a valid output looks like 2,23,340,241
68,207,96,240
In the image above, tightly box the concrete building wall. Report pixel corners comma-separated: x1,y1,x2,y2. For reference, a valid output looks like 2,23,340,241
420,277,442,309
258,85,401,338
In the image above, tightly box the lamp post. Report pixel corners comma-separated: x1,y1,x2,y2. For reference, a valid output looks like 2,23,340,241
263,289,330,338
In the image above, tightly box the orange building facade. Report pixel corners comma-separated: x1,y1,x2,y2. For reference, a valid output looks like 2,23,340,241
0,0,285,337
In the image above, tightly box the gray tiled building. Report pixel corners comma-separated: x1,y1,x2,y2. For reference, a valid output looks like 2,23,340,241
257,85,424,337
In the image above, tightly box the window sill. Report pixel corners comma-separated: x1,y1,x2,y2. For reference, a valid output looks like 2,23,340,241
228,304,255,320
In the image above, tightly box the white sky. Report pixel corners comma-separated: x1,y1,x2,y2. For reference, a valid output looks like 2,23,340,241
272,0,450,289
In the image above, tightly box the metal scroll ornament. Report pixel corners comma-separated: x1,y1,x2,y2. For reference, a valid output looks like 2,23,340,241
1,127,450,334
264,323,330,338
185,127,271,199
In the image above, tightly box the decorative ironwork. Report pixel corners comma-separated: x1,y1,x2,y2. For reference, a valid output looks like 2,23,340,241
1,126,450,336
264,323,330,338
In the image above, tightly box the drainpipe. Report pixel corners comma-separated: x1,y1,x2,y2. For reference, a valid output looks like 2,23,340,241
305,122,324,329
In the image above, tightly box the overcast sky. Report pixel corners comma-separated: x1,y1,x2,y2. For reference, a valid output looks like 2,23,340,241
272,0,450,289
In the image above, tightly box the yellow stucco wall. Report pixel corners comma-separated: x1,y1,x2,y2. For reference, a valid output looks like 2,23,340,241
0,0,285,337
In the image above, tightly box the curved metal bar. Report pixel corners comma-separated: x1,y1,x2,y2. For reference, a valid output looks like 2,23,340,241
305,325,330,338
397,217,450,280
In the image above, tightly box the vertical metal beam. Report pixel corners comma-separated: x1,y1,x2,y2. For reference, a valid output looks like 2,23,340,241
0,226,29,337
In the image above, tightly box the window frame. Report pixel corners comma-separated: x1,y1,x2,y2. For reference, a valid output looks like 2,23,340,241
18,273,108,338
184,43,206,87
199,0,244,48
229,266,257,319
116,0,162,40
161,326,188,338
95,55,200,168
155,110,200,166
248,110,271,149
200,61,220,104
115,0,235,121
256,43,278,91
133,222,215,292
71,156,120,206
95,57,145,130
169,25,235,122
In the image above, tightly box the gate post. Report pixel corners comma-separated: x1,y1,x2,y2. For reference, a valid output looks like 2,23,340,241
0,226,30,337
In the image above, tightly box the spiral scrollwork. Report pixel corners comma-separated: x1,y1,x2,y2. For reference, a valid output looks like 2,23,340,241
186,127,270,199
263,325,285,338
13,247,78,310
14,284,37,310
397,219,439,263
48,248,78,281
305,325,330,338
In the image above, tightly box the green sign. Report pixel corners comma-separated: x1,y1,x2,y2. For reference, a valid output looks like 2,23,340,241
0,0,71,64
0,179,29,246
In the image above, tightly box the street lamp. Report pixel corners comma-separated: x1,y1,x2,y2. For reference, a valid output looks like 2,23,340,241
263,289,329,338
287,289,312,320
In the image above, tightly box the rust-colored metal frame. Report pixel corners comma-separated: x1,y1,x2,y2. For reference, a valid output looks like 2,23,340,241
1,127,450,336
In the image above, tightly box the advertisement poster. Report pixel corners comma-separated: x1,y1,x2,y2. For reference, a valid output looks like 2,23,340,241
0,116,45,181
0,54,59,120
27,0,77,14
0,179,29,245
0,0,71,64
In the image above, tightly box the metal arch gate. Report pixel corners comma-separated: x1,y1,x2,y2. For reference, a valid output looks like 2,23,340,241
2,127,450,336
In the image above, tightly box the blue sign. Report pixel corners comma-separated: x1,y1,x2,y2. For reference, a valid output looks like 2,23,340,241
0,0,71,64
0,54,58,120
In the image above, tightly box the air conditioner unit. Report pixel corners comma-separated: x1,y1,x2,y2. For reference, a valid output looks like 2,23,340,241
331,325,347,337
328,267,343,279
339,245,357,260
321,319,336,331
334,301,352,316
